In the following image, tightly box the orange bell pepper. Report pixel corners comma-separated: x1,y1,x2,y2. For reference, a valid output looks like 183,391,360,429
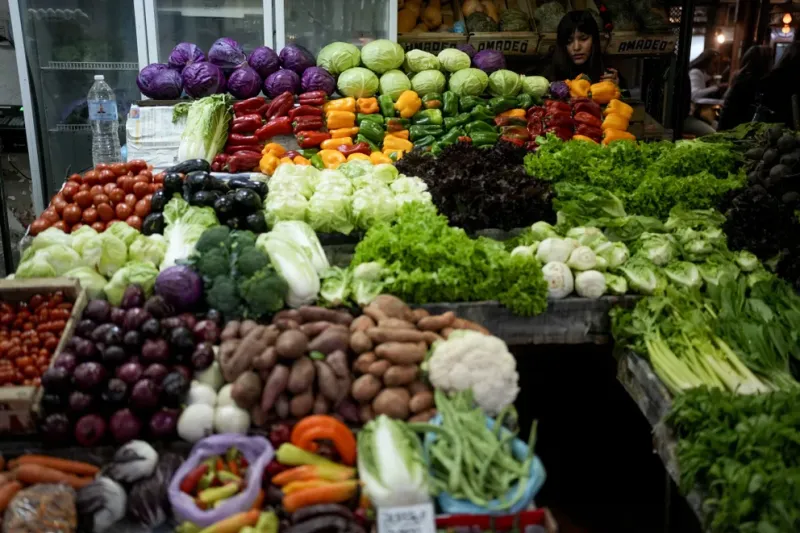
293,155,311,165
602,129,636,145
573,135,598,143
369,151,392,165
347,153,370,161
498,108,526,118
356,97,379,114
330,126,359,138
263,142,286,157
317,149,346,169
323,97,355,113
591,81,621,104
320,136,353,150
385,130,409,140
604,99,634,119
602,113,630,131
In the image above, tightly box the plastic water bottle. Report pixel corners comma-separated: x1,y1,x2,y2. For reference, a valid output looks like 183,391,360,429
88,74,121,165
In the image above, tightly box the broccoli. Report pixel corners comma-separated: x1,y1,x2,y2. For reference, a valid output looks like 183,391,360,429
206,275,241,318
195,225,231,253
230,230,256,251
195,247,231,279
238,268,288,317
235,247,270,278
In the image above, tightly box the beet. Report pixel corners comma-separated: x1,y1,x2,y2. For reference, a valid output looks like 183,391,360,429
143,363,169,384
191,342,214,370
161,372,189,407
76,318,97,339
140,318,161,338
130,379,160,411
40,393,64,413
102,378,128,407
143,295,174,319
73,362,108,391
41,366,70,393
69,390,95,414
53,351,78,374
83,299,111,323
102,345,127,367
41,413,71,442
123,330,143,349
109,408,141,443
160,317,184,331
75,414,107,446
123,308,152,332
120,284,146,310
116,361,144,385
179,313,198,330
92,323,114,343
149,408,179,438
141,338,170,364
205,308,223,326
169,327,195,355
109,307,126,326
193,320,220,343
71,337,99,362
103,325,124,346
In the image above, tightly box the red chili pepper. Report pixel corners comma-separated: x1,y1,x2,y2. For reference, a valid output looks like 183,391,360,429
211,162,221,171
575,123,603,140
296,130,331,148
233,96,267,114
338,142,371,157
494,116,527,127
254,103,270,117
573,111,602,129
265,91,294,120
298,91,327,106
226,151,262,173
231,114,263,133
255,116,292,141
224,144,263,155
292,115,324,133
288,105,323,121
180,463,209,494
228,133,262,145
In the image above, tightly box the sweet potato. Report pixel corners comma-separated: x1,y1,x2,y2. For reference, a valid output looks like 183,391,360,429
314,360,340,401
253,346,278,371
409,391,434,413
378,318,416,329
353,352,376,374
349,331,373,354
410,308,430,323
308,326,349,354
298,306,353,326
231,370,263,409
383,365,419,387
274,309,303,324
220,320,242,341
359,404,375,423
375,341,427,364
363,304,388,323
408,408,437,423
223,325,273,382
275,394,290,419
441,327,455,338
367,359,391,378
274,318,300,331
371,295,412,320
239,319,260,337
372,388,410,419
417,311,456,331
351,374,382,403
422,331,443,345
312,394,330,414
288,357,316,394
276,330,310,359
261,364,290,412
299,321,334,338
290,392,315,418
325,350,349,379
452,318,490,334
408,380,431,396
349,315,376,332
250,403,268,427
365,327,426,344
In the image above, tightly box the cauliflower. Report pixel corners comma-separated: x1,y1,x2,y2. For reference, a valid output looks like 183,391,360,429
427,330,519,416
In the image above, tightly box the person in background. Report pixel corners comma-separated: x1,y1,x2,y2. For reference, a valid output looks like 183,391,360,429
546,10,622,86
757,42,800,129
718,46,773,131
683,49,723,137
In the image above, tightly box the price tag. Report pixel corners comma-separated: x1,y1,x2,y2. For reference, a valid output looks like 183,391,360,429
377,502,436,533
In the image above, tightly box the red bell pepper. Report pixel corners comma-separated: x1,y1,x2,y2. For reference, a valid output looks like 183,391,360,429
227,151,262,173
211,162,222,172
338,142,371,157
576,123,603,140
572,99,603,119
544,100,571,113
499,125,530,142
265,91,294,120
457,136,472,143
527,121,545,138
255,116,292,141
494,116,527,127
224,144,263,155
501,136,526,147
526,106,546,119
573,111,602,129
296,131,331,148
231,114,263,133
233,96,267,114
228,133,262,145
288,105,323,121
214,153,229,164
545,126,573,141
292,115,325,133
544,114,574,129
298,91,327,106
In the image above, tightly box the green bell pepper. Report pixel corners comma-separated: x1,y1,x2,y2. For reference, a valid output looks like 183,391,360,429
299,148,319,158
422,92,442,109
443,112,470,130
309,154,325,170
430,142,444,156
471,131,499,147
469,105,495,122
355,134,379,152
378,94,395,117
459,96,487,112
439,126,464,146
516,93,534,110
359,120,385,145
414,135,437,149
357,113,384,125
489,97,518,114
385,117,410,132
442,91,458,117
409,125,443,141
465,120,496,135
412,108,443,126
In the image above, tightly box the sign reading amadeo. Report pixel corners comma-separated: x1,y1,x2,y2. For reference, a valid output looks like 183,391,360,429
471,36,537,55
609,35,676,55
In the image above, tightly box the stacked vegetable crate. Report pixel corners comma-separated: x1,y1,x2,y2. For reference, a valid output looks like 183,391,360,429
0,278,86,434
398,0,468,53
460,0,540,56
532,0,574,55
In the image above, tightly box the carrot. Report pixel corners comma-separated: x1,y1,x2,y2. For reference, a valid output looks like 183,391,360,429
0,472,16,485
282,480,359,513
282,479,332,494
0,481,23,512
272,465,355,486
198,509,259,533
250,489,265,511
11,455,100,476
14,463,94,489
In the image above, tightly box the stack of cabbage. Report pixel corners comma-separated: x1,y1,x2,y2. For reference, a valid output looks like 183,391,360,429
264,159,432,234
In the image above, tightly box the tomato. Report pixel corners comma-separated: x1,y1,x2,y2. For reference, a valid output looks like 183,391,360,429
125,215,142,231
124,193,137,206
99,169,116,184
96,203,115,222
92,193,109,206
78,183,90,192
41,208,59,224
133,181,150,199
91,221,106,232
68,173,82,184
147,183,157,194
95,163,110,172
110,162,128,176
73,190,92,209
138,170,153,180
51,196,68,215
102,182,116,194
62,182,79,201
29,218,49,236
153,183,164,191
83,170,100,186
115,202,132,219
52,220,68,232
122,177,136,194
126,159,148,173
81,207,98,224
134,198,150,217
28,294,43,309
109,188,125,204
62,204,82,224
90,185,104,197
153,172,165,184
144,193,153,202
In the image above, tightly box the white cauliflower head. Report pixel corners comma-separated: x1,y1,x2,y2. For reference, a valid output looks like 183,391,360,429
427,330,519,416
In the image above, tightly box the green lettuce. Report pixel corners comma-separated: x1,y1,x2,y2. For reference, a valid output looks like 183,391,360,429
104,261,159,305
129,234,167,267
176,93,232,163
63,266,107,299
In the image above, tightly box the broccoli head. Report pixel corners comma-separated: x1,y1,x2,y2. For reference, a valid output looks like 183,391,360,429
195,247,231,279
206,275,241,318
195,225,231,254
235,247,271,278
238,268,288,317
230,230,257,251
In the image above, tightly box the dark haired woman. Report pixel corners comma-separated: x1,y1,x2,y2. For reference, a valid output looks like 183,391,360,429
718,46,773,130
546,10,620,85
683,49,723,136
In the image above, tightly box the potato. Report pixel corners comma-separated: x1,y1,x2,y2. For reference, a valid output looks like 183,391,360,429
287,357,316,394
350,315,376,332
315,360,340,401
275,329,309,359
239,319,259,337
409,391,434,413
260,364,289,412
290,392,315,418
383,365,419,387
351,374,382,403
275,394,290,419
325,350,349,379
365,327,427,344
372,388,411,419
298,306,353,326
410,308,430,323
273,309,303,324
231,370,262,409
417,311,456,331
372,295,412,320
350,331,373,354
408,408,437,423
375,341,427,364
308,325,349,354
353,352,376,374
367,359,391,378
253,346,278,371
299,321,334,338
220,320,241,341
359,404,375,423
378,318,416,329
408,380,431,396
312,394,330,414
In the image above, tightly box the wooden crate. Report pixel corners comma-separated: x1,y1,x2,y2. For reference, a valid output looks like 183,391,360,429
530,0,572,54
0,278,87,434
604,31,677,56
398,1,468,53
464,0,539,56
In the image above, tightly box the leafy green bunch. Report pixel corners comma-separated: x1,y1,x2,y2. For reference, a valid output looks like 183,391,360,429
187,225,287,319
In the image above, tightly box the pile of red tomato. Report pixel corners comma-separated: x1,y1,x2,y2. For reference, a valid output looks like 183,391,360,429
30,160,163,236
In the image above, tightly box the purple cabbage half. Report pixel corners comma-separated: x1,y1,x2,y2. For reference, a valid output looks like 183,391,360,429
301,66,336,95
168,42,205,72
248,46,281,79
227,65,263,99
137,64,183,99
456,43,477,58
550,80,570,100
279,43,315,75
472,49,506,74
154,265,203,311
208,37,247,73
264,69,301,98
181,61,225,98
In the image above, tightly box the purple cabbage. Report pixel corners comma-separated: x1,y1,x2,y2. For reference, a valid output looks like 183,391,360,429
137,64,183,99
549,80,570,100
456,43,477,58
264,69,301,98
227,65,263,99
472,49,506,74
181,62,225,98
154,265,203,311
208,37,246,73
301,67,336,96
168,42,205,72
248,46,281,79
279,43,315,75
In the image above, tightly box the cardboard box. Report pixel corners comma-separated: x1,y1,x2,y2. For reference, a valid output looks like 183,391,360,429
464,0,539,56
398,2,468,53
0,278,87,434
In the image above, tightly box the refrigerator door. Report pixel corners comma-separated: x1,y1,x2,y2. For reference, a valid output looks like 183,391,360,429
145,0,270,64
275,0,397,55
10,0,145,211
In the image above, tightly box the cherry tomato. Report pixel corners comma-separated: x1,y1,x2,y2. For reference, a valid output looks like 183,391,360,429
29,294,43,309
90,185,104,197
29,218,49,236
51,196,68,215
147,183,157,194
41,208,59,224
96,203,115,222
126,159,148,173
125,215,142,231
124,193,137,206
91,221,106,232
133,181,150,199
134,198,150,218
52,220,68,232
109,188,125,204
62,204,82,224
110,162,127,176
68,173,82,184
62,182,79,202
115,203,132,219
81,207,98,224
99,169,116,184
83,170,100,186
73,190,92,209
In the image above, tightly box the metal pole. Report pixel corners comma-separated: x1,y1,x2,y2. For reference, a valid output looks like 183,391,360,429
672,0,696,140
0,140,16,276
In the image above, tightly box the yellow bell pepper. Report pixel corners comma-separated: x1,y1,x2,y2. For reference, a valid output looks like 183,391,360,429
604,99,634,119
347,153,370,161
330,126,359,138
384,149,404,160
573,135,598,144
394,90,422,119
325,110,356,130
293,155,311,166
602,129,636,145
356,97,379,114
383,135,414,152
320,137,353,150
259,153,280,175
279,156,293,164
318,149,347,169
591,81,621,104
602,113,630,131
263,142,286,157
323,97,356,113
369,151,392,165
498,108,526,118
570,79,591,98
385,130,409,140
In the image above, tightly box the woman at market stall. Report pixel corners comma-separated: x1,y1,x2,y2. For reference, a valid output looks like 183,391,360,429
683,49,724,137
718,45,773,131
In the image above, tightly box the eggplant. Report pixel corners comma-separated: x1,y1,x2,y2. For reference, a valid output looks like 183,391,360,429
778,133,797,154
162,172,184,194
225,216,245,230
150,189,169,213
229,177,265,197
213,195,236,219
234,188,262,211
208,176,230,192
166,159,211,174
142,213,164,235
246,212,268,233
763,148,779,165
192,190,220,207
187,171,213,192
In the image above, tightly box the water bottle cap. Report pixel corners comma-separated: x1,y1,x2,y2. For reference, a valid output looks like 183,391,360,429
94,74,104,81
